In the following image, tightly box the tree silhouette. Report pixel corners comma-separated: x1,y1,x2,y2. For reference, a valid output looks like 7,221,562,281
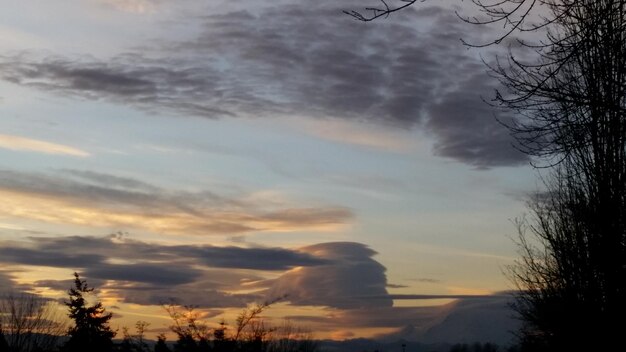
346,1,626,350
63,273,115,352
163,299,317,352
496,1,626,349
0,329,9,352
0,293,66,352
154,334,171,352
120,321,151,352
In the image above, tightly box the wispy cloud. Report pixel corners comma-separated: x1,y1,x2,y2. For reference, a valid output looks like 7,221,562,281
294,118,418,153
0,134,90,157
96,0,160,14
0,169,352,235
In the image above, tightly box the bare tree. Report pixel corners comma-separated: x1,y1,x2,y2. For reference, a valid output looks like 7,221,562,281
265,320,318,352
162,303,211,352
0,293,67,352
162,296,318,352
490,1,626,349
120,321,151,352
346,1,626,350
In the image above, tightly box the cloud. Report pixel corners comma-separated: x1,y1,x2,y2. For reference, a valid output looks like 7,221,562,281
0,169,352,235
293,118,418,153
85,263,203,286
0,236,396,310
426,74,529,168
0,134,90,157
0,2,527,167
0,271,30,294
0,235,329,307
0,234,515,337
0,246,105,268
420,294,519,345
0,234,327,272
96,0,161,13
265,242,392,309
286,304,450,333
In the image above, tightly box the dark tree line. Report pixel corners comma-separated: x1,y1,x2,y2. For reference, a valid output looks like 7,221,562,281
1,274,317,352
348,1,626,351
162,300,317,352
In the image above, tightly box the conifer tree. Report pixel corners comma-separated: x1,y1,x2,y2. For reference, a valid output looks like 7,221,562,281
63,273,115,352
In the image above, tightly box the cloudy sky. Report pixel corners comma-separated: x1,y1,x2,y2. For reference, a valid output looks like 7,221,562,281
0,0,536,342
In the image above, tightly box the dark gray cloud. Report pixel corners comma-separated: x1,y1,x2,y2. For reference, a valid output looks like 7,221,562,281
34,278,107,293
0,271,31,294
0,2,527,167
0,53,236,118
182,245,327,270
0,169,353,235
85,263,203,286
0,234,327,272
0,236,398,310
265,242,392,309
0,246,104,268
426,74,529,168
0,235,331,307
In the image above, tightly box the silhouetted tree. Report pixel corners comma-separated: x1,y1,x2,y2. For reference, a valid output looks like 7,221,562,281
0,293,66,352
119,321,150,352
346,1,626,350
163,298,317,352
500,1,626,350
119,332,134,352
173,335,198,352
0,328,9,352
154,334,171,352
163,303,209,352
265,321,318,352
63,273,115,352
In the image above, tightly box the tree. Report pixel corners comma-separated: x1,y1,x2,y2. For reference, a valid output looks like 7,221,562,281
265,321,318,352
163,298,318,352
163,303,209,352
154,334,171,352
63,273,115,352
120,321,151,352
490,1,626,350
0,293,66,352
0,329,10,352
346,1,626,350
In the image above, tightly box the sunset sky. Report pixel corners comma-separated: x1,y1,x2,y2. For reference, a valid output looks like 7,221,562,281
0,0,536,341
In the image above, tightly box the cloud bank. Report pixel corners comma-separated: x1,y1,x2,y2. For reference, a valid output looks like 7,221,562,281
0,2,528,167
0,234,513,338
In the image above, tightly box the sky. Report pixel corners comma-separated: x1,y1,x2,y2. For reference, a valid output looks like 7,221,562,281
0,0,537,343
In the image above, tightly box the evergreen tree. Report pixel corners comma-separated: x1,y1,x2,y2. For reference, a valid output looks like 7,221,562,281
63,272,116,352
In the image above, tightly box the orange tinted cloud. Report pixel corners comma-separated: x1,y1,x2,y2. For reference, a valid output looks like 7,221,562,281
0,134,90,157
0,169,352,235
